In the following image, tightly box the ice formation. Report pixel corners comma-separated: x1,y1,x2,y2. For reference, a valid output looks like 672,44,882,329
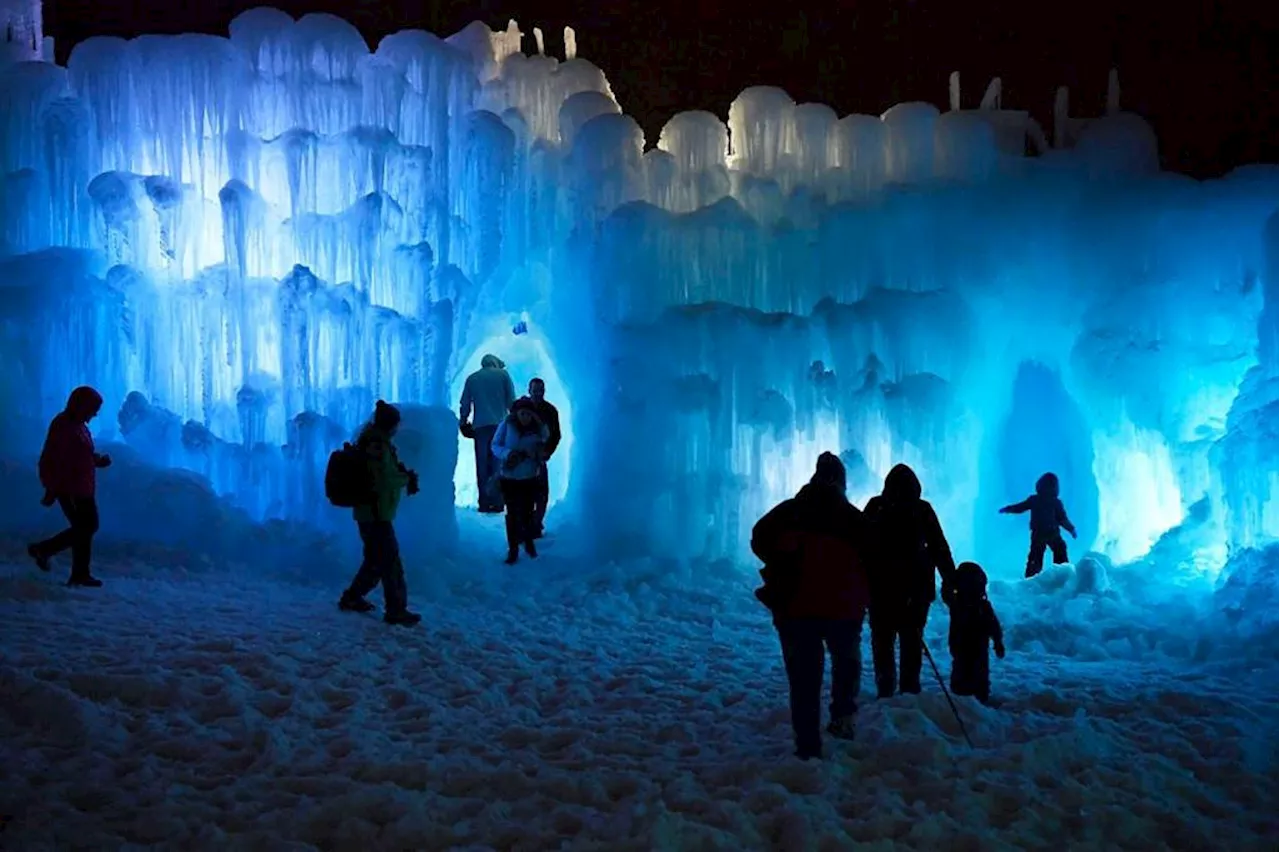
0,6,1274,585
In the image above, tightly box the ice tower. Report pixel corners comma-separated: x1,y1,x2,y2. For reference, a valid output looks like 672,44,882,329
0,6,1274,582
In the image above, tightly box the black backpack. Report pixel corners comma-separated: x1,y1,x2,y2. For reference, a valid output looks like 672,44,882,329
325,442,372,508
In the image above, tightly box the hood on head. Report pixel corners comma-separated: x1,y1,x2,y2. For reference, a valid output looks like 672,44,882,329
372,399,401,431
65,386,103,422
883,463,922,502
810,451,847,493
954,561,988,597
511,396,536,414
1036,472,1059,498
481,354,505,370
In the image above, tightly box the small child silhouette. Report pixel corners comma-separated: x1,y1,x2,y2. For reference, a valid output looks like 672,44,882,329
999,472,1077,578
947,562,1004,705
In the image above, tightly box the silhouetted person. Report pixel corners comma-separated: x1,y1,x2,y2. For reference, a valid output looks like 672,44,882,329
946,561,1005,705
492,397,548,564
1000,471,1077,578
862,463,956,697
752,453,869,760
460,354,515,513
28,386,112,587
338,401,422,626
527,377,561,538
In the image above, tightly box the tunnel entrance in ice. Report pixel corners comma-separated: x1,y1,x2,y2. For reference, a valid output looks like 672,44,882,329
977,361,1099,572
449,322,574,512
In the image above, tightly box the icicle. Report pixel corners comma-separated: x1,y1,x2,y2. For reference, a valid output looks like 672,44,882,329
1106,68,1121,114
979,77,1001,110
948,71,960,111
534,27,545,56
564,26,577,60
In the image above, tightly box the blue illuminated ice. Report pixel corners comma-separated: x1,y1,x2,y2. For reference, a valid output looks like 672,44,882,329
0,7,1274,599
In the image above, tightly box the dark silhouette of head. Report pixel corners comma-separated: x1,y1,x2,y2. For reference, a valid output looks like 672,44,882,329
372,400,401,435
1036,472,1060,498
954,561,988,600
883,463,922,503
529,377,546,402
810,451,847,493
66,386,104,424
481,353,505,370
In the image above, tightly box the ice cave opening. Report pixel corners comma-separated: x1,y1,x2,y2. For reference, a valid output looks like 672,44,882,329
450,316,575,512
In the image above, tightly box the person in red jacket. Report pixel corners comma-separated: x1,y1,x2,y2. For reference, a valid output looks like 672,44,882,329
751,452,870,760
28,386,112,587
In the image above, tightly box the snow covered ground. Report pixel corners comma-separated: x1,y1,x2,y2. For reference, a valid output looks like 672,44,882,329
0,517,1276,851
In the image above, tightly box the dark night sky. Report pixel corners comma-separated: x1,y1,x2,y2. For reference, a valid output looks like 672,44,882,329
45,0,1277,179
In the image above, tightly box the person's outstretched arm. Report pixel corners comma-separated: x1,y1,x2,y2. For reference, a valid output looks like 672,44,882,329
999,497,1032,514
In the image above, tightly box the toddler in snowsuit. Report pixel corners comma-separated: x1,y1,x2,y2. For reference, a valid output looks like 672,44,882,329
947,562,1004,705
999,471,1077,578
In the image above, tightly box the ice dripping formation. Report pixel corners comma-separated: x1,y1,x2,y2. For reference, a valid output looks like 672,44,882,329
0,3,1275,576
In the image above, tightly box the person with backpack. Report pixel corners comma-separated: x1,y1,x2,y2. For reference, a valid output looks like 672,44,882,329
751,453,870,760
335,401,422,626
862,463,957,698
27,386,112,587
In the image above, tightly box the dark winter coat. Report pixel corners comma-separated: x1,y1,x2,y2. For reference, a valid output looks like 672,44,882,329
948,598,1004,662
751,482,870,621
38,387,104,499
1001,474,1076,536
862,464,956,606
531,398,562,457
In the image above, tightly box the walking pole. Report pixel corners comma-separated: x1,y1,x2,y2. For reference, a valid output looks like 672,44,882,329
921,630,975,749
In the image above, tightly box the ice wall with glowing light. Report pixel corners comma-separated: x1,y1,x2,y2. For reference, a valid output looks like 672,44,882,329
0,6,1274,577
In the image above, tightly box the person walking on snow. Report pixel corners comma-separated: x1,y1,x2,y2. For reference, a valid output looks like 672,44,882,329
526,377,561,538
460,354,515,513
752,452,870,761
999,471,1077,578
28,386,112,587
337,401,422,626
862,463,957,698
945,561,1005,705
492,397,549,564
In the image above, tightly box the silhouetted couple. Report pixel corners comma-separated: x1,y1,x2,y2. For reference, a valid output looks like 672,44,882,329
753,455,956,760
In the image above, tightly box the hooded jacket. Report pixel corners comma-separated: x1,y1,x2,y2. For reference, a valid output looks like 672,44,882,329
1001,472,1075,537
39,387,103,499
460,354,516,429
862,463,956,605
751,481,870,621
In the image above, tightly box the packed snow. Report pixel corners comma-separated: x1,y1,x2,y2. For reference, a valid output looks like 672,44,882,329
0,519,1276,850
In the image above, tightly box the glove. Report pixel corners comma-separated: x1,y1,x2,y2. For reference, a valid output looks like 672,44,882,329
940,578,957,607
94,453,112,469
406,470,420,496
505,450,527,469
1068,528,1078,539
40,489,56,507
994,641,1006,660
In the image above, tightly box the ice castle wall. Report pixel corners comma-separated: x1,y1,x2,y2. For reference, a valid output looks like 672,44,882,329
0,8,1274,576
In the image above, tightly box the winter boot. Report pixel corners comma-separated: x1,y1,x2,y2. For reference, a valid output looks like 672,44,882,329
338,593,375,613
384,610,422,627
524,539,538,558
504,546,519,565
67,575,103,588
27,544,50,572
826,716,856,741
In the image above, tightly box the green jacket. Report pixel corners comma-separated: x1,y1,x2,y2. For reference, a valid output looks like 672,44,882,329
352,425,410,523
